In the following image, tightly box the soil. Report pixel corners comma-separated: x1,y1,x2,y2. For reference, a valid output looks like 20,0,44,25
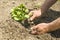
0,0,60,40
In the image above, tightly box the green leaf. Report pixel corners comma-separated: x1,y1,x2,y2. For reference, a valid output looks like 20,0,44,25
14,17,19,20
25,9,29,13
17,11,21,15
11,9,14,12
11,4,30,21
11,7,15,12
12,14,17,17
25,15,29,18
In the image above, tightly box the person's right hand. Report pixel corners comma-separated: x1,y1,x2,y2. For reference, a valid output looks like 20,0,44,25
29,9,42,21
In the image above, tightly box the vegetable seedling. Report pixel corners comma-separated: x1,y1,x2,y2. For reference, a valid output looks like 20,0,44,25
11,4,30,21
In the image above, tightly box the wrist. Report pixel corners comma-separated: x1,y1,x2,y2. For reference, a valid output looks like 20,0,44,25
37,9,43,14
46,22,55,32
37,9,44,16
48,22,60,32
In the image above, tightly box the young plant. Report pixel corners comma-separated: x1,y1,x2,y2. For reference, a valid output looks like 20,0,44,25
11,4,30,21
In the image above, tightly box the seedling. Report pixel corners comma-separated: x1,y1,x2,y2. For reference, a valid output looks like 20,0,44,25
11,4,30,21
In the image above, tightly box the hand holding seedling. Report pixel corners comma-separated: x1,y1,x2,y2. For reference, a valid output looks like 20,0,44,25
29,9,42,21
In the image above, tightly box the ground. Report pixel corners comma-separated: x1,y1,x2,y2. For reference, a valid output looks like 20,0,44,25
0,0,60,40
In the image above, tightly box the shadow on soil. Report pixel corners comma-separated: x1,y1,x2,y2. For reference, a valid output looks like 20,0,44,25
20,9,60,38
50,29,60,38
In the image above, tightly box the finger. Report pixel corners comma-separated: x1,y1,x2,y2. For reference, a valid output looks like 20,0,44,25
28,11,33,16
39,31,45,35
31,26,38,31
36,28,43,35
31,30,37,35
36,28,42,32
37,32,43,35
31,30,43,35
29,15,36,21
39,30,47,35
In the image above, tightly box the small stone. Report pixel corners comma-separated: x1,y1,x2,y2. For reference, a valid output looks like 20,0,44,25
10,32,13,34
12,1,15,4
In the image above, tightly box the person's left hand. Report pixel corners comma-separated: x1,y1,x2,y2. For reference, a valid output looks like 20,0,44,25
30,23,50,35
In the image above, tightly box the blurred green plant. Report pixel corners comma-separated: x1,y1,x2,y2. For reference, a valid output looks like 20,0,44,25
11,4,30,21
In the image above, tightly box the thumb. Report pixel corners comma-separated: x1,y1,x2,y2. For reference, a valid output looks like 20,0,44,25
29,15,36,21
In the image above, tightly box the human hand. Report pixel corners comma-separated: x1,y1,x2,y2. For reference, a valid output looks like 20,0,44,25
29,9,42,21
30,23,50,35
